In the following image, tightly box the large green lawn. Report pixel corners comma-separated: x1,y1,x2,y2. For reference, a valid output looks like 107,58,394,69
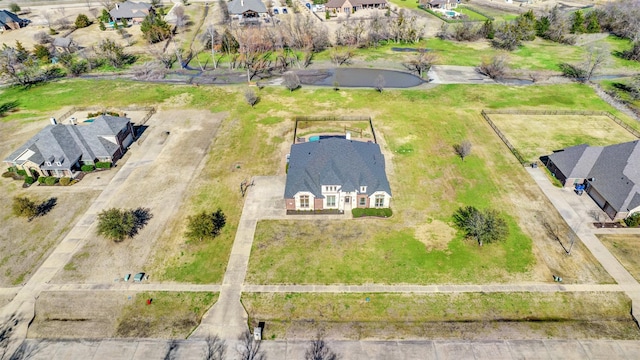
1,81,628,284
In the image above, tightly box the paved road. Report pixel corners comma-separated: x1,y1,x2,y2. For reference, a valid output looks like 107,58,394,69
20,338,640,360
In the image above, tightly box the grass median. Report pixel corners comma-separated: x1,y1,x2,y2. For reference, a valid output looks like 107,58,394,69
242,292,639,340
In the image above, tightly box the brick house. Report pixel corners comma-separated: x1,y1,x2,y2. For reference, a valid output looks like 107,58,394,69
0,10,28,32
325,0,387,14
109,1,153,24
284,138,392,212
543,140,640,219
3,115,135,178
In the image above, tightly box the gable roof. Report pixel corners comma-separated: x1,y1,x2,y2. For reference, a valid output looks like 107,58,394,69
4,115,131,170
547,140,640,213
109,1,152,19
326,0,386,8
228,0,267,14
284,138,392,198
53,37,73,48
0,10,25,27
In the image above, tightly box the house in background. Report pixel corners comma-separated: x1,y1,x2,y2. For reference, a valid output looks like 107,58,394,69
3,115,135,178
543,140,640,220
228,0,268,21
109,1,152,24
52,37,76,54
0,10,28,32
325,0,387,13
284,137,392,212
419,0,458,9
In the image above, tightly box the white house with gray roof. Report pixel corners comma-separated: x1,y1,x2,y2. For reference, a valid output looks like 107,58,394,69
4,115,135,179
544,140,640,219
109,1,152,23
228,0,268,20
284,138,392,212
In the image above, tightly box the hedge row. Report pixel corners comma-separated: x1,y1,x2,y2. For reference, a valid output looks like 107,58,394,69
352,208,393,218
96,161,112,169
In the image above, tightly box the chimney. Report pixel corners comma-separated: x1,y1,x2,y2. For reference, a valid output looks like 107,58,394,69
115,3,119,9
50,117,57,125
241,0,244,6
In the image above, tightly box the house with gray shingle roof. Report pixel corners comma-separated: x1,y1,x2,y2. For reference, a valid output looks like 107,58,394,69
325,0,387,14
3,115,135,179
544,140,640,219
284,137,392,212
109,1,152,23
0,10,28,31
228,0,267,20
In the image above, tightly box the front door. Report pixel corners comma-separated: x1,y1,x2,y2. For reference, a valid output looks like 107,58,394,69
345,196,350,203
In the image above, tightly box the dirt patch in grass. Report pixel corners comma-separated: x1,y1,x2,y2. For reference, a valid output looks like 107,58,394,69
28,291,217,339
28,291,128,339
414,219,456,252
487,114,638,162
599,234,640,282
243,292,640,340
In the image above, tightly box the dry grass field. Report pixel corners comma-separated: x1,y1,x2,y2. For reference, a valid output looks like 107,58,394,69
28,291,217,339
599,234,640,282
487,114,639,163
52,110,222,284
242,292,640,340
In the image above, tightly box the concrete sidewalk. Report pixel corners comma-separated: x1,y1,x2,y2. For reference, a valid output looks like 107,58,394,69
22,338,640,360
527,167,640,318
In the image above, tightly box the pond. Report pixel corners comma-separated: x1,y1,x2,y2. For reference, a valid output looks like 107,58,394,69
296,68,425,88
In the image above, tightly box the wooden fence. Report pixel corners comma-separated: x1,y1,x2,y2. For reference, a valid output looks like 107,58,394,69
480,109,640,166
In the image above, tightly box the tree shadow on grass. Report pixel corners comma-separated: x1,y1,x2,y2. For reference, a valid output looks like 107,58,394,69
0,100,19,117
128,207,153,238
35,197,57,218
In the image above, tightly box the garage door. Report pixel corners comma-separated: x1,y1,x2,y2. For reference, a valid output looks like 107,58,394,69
122,133,134,148
604,203,617,219
588,187,607,209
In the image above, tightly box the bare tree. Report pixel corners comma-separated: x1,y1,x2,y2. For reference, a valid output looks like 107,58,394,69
244,88,259,107
203,335,227,360
237,330,266,360
202,24,221,69
174,5,187,29
560,45,608,83
403,50,436,78
374,74,385,93
305,333,339,360
453,140,472,161
43,11,53,28
476,54,508,80
329,47,353,66
218,0,230,25
132,61,167,80
283,71,300,92
98,0,116,10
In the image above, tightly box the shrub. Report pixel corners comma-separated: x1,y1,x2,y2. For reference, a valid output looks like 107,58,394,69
38,177,47,184
96,161,112,169
16,169,27,176
24,176,35,185
59,177,71,186
75,14,91,28
12,196,37,219
44,176,58,185
625,213,640,227
352,208,392,218
81,164,95,172
99,21,106,31
185,209,227,241
9,3,21,13
453,206,509,246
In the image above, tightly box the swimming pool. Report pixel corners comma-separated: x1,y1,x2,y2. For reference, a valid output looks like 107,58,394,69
309,135,346,142
84,119,95,123
446,11,457,16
